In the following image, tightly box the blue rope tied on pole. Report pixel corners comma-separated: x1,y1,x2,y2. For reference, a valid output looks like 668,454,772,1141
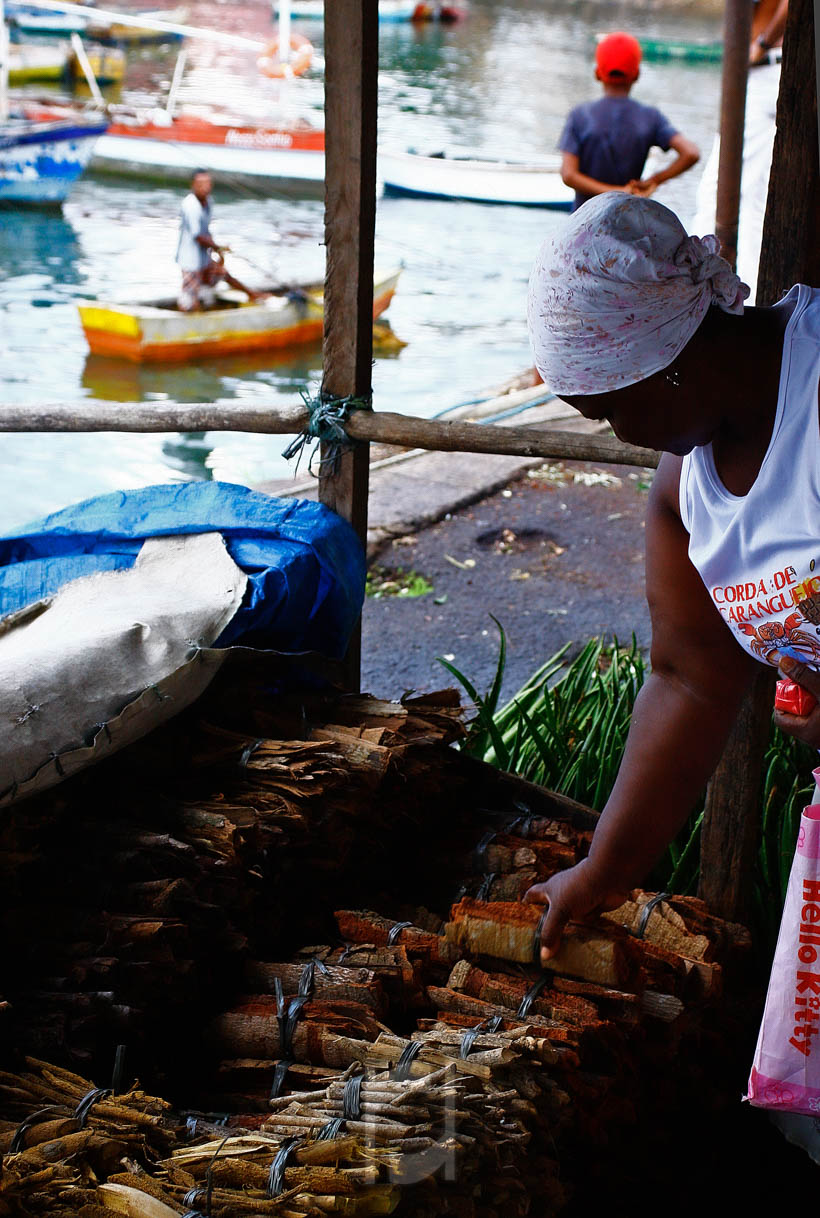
282,389,372,477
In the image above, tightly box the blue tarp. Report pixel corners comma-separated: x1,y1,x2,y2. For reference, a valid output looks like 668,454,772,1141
0,482,365,658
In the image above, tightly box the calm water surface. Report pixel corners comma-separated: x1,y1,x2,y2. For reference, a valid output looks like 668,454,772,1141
0,0,723,528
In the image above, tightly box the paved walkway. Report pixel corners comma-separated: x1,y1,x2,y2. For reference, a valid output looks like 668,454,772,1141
257,399,607,554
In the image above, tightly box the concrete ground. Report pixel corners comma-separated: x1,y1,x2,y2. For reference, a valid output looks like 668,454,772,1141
359,453,653,702
259,406,655,703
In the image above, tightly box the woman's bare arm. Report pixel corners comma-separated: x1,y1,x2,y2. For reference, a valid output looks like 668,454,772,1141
525,453,758,958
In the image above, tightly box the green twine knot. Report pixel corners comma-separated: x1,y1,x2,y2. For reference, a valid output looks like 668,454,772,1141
282,389,372,477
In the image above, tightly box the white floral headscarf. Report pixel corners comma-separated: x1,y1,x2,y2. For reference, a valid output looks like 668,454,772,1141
527,193,749,396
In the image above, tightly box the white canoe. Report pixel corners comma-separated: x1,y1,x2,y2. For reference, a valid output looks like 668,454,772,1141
379,149,573,209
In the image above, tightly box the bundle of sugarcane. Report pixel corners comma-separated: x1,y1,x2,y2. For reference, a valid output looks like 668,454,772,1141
0,1057,178,1217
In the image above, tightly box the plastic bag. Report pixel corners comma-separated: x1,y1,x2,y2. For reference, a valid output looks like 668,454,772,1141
747,796,820,1116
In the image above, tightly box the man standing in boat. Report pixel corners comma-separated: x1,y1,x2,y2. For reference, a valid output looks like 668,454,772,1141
176,170,258,311
559,32,700,212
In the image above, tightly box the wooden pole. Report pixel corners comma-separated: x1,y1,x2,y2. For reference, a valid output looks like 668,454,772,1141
699,0,817,922
714,0,755,268
320,0,379,690
0,402,659,467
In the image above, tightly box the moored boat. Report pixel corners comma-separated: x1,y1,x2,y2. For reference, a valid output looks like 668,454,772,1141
8,39,123,83
379,149,573,209
274,0,465,19
0,114,108,204
24,103,326,194
91,112,325,194
79,268,401,363
637,35,722,62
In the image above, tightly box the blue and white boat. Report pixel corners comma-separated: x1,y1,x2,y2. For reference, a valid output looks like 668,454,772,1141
0,116,108,205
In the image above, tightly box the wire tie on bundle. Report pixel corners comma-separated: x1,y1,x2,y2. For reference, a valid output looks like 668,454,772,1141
298,959,315,997
635,892,670,940
474,829,497,862
111,1044,127,1094
476,872,496,902
74,1087,112,1129
239,738,263,767
459,1014,504,1058
392,1040,423,1081
459,1025,482,1059
517,975,548,1020
267,1134,304,1197
269,1060,292,1101
317,1116,346,1141
342,1071,364,1120
183,1186,208,1215
533,909,549,965
282,388,372,477
275,977,309,1059
8,1105,65,1154
387,920,412,946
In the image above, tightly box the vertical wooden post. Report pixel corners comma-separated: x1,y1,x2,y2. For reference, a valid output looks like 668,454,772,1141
320,0,379,690
714,0,754,268
699,0,818,922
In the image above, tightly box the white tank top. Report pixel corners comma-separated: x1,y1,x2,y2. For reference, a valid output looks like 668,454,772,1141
679,284,820,669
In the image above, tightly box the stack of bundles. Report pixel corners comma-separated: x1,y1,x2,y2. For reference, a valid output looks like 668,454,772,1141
0,684,755,1215
0,1057,176,1216
0,688,477,1077
201,863,750,1214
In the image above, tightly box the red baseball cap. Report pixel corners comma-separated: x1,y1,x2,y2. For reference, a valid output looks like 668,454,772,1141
596,32,642,82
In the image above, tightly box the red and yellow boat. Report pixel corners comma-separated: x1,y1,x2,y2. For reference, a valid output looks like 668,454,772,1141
78,268,401,363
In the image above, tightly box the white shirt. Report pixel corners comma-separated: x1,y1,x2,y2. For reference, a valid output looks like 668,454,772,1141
175,193,211,272
680,285,820,670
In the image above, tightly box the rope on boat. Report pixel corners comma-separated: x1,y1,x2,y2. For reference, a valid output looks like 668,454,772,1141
282,389,372,477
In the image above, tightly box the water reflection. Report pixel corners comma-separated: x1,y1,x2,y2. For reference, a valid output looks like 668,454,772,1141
161,432,214,479
0,210,84,285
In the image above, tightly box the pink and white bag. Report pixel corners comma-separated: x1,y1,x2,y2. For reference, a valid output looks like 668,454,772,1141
747,793,820,1116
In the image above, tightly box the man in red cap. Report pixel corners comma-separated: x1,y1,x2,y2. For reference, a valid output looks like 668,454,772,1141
559,31,700,212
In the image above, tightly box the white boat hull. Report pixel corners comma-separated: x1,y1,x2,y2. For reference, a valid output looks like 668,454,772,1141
90,132,325,195
379,150,573,209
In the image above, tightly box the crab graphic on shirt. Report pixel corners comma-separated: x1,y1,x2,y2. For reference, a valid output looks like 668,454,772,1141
737,612,820,666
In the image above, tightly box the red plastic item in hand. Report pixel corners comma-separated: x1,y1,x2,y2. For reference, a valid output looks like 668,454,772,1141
774,678,818,717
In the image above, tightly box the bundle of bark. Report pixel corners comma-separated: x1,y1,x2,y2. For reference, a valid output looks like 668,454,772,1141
0,677,755,1215
0,685,482,1076
0,1057,176,1217
196,795,752,1215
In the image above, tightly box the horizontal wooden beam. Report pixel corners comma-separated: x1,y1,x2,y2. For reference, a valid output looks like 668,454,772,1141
0,402,659,468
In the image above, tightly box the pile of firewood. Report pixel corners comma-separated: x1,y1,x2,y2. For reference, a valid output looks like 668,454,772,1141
0,678,756,1216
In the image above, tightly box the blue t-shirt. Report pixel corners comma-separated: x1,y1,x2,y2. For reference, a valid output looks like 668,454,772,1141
559,96,677,211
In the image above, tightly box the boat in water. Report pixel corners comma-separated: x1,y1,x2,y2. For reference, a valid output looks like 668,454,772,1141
274,0,466,20
0,113,108,204
23,102,326,194
7,39,124,84
79,267,401,362
92,110,325,194
7,2,186,42
379,149,573,209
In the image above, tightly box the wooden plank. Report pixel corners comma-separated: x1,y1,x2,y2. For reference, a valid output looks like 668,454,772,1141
756,0,820,301
698,667,775,922
714,0,754,268
320,0,379,690
699,0,817,922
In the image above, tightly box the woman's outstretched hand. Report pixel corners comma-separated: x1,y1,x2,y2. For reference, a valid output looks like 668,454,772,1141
523,858,629,967
775,655,820,747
